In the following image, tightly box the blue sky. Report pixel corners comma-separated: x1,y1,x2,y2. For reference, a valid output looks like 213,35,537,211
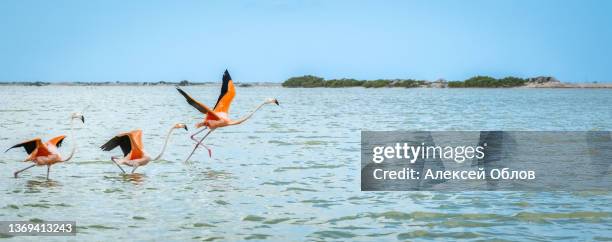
1,0,611,82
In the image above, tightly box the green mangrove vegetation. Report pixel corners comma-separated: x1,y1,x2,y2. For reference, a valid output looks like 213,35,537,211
282,75,527,88
447,76,526,88
282,75,428,88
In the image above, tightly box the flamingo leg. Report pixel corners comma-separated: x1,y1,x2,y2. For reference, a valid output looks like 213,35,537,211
111,156,126,174
190,127,208,139
185,129,215,163
14,164,36,178
190,128,213,157
131,166,139,174
46,165,50,180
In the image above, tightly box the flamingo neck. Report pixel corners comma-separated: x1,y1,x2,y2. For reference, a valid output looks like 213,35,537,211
153,127,176,161
230,101,268,126
62,118,77,162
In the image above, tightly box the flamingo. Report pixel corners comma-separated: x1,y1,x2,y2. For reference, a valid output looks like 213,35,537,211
100,123,188,174
6,113,85,180
176,70,279,162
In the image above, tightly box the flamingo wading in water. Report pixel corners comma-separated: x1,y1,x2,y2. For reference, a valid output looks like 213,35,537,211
100,123,188,174
6,113,85,179
176,70,279,162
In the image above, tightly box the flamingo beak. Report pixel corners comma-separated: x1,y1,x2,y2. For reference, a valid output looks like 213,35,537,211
80,116,85,123
184,126,188,131
274,99,279,106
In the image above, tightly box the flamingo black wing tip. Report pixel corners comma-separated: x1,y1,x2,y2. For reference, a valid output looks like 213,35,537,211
56,137,65,148
176,87,186,97
176,86,188,94
5,144,18,153
223,70,232,82
100,140,114,151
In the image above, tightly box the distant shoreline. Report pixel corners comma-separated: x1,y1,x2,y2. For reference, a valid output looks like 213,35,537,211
1,79,611,88
0,81,281,87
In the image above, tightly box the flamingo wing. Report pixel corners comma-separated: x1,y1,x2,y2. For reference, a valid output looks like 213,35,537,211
127,130,145,159
100,134,132,157
5,138,41,154
213,69,236,114
6,138,51,157
47,135,66,148
176,87,220,120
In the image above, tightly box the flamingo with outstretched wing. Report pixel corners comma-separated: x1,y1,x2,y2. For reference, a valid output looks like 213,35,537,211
6,113,85,179
100,123,188,174
176,70,279,162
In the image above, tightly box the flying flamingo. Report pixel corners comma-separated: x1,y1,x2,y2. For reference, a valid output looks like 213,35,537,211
100,123,188,174
176,70,279,162
6,113,85,180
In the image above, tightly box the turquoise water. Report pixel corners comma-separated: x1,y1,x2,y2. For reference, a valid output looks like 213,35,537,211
1,86,611,241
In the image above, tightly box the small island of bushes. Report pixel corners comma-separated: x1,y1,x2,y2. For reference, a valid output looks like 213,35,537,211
447,76,526,88
282,75,529,88
282,75,429,88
